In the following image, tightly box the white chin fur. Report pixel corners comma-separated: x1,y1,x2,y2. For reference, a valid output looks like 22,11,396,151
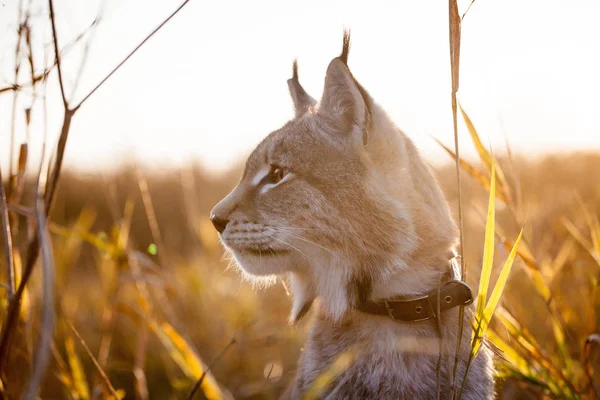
231,250,292,277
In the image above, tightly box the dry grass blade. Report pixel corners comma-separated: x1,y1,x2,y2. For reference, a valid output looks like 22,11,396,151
586,211,600,257
459,104,492,166
579,205,600,264
434,138,509,203
134,165,169,267
486,330,534,378
145,316,226,400
447,0,466,397
186,337,236,400
302,350,357,400
496,309,562,378
23,194,56,400
50,222,119,256
64,336,90,399
458,104,512,206
562,217,600,266
500,236,537,271
67,321,123,399
0,167,15,296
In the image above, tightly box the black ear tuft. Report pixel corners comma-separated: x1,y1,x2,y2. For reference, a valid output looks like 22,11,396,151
340,30,351,64
292,59,299,80
287,59,317,118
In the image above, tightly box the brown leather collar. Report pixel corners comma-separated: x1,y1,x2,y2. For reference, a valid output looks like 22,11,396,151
355,280,473,323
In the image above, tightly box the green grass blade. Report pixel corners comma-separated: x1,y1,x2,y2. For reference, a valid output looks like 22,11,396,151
475,162,496,323
483,229,523,320
471,229,523,355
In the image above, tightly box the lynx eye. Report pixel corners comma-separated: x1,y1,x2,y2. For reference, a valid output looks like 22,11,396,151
266,164,287,184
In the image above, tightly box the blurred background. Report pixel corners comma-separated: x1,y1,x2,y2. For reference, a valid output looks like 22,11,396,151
1,0,599,398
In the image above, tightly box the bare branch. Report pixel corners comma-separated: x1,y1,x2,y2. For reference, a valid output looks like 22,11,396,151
8,0,25,186
70,7,105,99
461,0,476,20
75,0,192,110
0,16,101,96
186,338,236,400
67,321,122,399
48,0,68,108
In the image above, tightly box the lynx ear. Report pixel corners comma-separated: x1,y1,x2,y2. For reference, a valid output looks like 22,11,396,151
287,60,317,118
319,31,372,145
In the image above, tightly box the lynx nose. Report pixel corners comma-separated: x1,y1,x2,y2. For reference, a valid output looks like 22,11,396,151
210,213,229,234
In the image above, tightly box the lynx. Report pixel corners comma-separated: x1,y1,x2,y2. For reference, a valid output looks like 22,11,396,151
210,32,494,399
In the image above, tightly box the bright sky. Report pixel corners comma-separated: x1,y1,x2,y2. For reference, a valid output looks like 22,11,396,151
1,0,599,175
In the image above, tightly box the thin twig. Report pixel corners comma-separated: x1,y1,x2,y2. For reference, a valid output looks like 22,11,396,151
75,0,193,110
0,17,100,96
461,0,476,20
8,0,25,187
67,321,122,399
70,4,105,100
48,0,68,108
186,338,236,400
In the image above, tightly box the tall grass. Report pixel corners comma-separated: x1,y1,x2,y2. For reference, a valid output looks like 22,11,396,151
439,109,600,399
0,0,599,399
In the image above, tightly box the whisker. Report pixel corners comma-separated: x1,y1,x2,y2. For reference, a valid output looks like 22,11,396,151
266,234,317,264
275,227,344,233
271,227,346,259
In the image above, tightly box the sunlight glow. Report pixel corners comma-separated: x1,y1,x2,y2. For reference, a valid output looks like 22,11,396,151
1,0,599,174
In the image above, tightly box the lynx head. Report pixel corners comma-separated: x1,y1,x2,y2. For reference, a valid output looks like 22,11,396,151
211,32,457,322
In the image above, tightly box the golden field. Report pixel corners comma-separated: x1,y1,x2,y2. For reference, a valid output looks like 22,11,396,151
2,0,599,398
2,150,600,399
